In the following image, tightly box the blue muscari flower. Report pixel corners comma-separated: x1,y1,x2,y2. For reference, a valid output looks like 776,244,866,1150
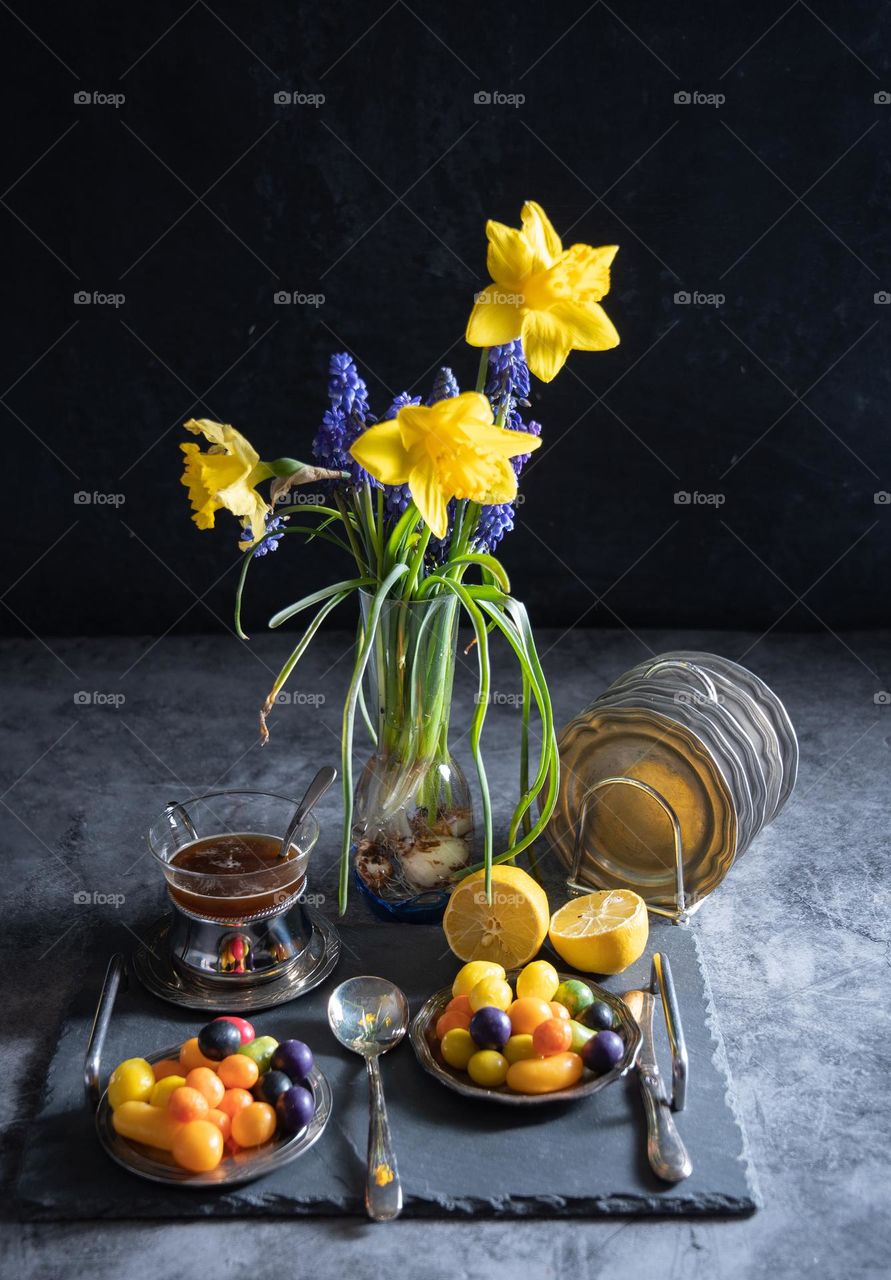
313,352,378,488
427,366,460,405
485,339,531,407
240,513,287,557
476,342,540,554
328,351,370,417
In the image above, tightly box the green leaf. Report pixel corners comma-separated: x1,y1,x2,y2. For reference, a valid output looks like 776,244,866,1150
338,564,410,913
268,577,373,630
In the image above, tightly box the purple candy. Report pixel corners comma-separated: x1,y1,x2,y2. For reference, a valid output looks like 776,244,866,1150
582,1029,625,1074
276,1084,315,1134
469,1006,512,1051
271,1038,314,1083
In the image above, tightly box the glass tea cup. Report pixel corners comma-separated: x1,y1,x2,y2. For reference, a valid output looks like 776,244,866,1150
148,790,320,922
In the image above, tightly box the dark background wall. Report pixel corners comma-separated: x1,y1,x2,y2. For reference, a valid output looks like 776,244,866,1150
2,1,888,638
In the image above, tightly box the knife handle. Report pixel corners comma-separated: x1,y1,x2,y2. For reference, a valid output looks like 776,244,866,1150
639,1067,693,1183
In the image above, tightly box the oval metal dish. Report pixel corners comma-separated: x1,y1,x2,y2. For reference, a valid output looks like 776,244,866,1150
95,1043,333,1187
409,972,641,1106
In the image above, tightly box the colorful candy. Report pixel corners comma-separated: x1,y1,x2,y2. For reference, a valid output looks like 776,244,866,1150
237,1035,278,1073
111,1100,182,1150
531,1017,573,1057
469,1006,512,1051
107,1017,316,1174
506,1051,584,1095
468,976,513,1013
440,1027,476,1070
107,1058,154,1110
515,960,559,1003
198,1019,242,1062
451,960,506,999
467,1050,509,1087
172,1119,224,1172
430,959,625,1096
552,979,594,1018
213,1015,255,1045
581,1029,625,1074
507,997,552,1035
231,1101,277,1147
271,1039,314,1083
277,1085,315,1134
217,1053,259,1091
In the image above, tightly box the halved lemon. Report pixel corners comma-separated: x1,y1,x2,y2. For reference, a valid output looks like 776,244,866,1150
548,889,648,974
443,867,550,968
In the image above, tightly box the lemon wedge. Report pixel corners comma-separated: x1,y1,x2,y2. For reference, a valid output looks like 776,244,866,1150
443,867,550,967
548,889,648,974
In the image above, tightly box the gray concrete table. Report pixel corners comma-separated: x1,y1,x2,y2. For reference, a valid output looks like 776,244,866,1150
1,628,888,1279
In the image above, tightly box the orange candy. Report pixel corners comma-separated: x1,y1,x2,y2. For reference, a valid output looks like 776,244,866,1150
549,1001,571,1021
435,1010,471,1040
231,1101,277,1148
532,1017,573,1057
218,1054,259,1091
445,994,473,1017
508,997,552,1035
218,1087,254,1119
206,1107,231,1142
153,1057,183,1081
171,1119,224,1172
167,1085,210,1124
179,1037,218,1073
185,1067,225,1109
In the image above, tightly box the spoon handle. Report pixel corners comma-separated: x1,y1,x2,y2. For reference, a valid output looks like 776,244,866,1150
365,1055,402,1221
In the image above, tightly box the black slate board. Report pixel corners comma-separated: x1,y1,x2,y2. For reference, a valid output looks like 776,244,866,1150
13,921,757,1219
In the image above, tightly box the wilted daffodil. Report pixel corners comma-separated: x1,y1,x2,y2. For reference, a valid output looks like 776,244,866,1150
180,418,273,546
349,391,540,538
180,419,348,548
466,200,619,383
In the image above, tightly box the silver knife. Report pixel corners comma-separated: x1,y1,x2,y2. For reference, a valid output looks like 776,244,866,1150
624,988,693,1183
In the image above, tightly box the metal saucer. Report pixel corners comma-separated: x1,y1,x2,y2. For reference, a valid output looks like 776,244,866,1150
132,905,340,1011
409,971,641,1106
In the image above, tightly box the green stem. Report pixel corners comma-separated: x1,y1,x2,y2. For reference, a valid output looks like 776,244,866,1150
339,564,410,914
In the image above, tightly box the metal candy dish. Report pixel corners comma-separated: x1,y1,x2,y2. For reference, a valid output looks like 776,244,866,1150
409,971,642,1106
86,956,333,1188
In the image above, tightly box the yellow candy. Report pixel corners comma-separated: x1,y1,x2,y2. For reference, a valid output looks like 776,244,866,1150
440,1028,476,1070
468,976,513,1013
503,1033,537,1064
107,1058,155,1111
149,1074,187,1108
506,1051,584,1095
467,1050,509,1087
111,1100,183,1150
516,959,560,1003
451,961,506,999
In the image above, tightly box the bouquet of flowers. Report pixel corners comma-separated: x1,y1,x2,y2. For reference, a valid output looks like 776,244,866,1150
178,201,619,915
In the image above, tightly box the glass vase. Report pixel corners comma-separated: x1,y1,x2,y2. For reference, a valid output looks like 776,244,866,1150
352,591,474,922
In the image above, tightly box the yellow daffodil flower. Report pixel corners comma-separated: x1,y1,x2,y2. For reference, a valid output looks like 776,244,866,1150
349,392,540,538
466,200,619,382
180,418,272,546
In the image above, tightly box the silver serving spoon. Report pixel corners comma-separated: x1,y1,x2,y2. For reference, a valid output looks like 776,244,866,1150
277,766,337,860
328,976,409,1221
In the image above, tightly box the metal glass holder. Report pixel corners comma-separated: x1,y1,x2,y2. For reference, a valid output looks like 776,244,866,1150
567,775,688,924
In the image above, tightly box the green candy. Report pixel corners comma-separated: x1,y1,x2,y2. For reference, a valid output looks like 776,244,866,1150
237,1034,278,1073
553,979,594,1018
568,1019,596,1054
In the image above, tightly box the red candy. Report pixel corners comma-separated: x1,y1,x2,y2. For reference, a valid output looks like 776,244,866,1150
213,1016,255,1045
